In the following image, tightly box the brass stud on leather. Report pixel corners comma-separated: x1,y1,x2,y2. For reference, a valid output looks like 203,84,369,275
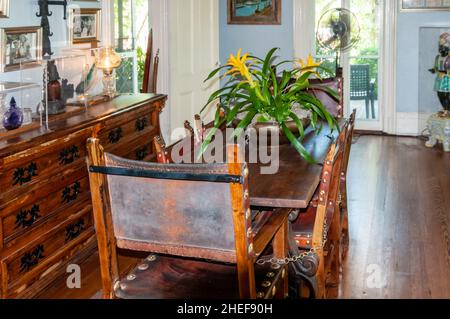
247,227,253,239
126,274,136,281
261,281,271,288
120,283,128,291
244,167,249,177
244,190,249,199
266,272,275,278
282,269,286,279
248,243,254,255
272,286,277,297
271,263,281,270
257,292,265,299
138,263,149,271
245,208,251,220
146,255,156,262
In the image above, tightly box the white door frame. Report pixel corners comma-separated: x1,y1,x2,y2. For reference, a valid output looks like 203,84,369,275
150,0,171,141
293,0,397,133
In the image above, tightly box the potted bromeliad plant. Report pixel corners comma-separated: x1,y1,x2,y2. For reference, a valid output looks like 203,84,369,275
200,47,339,163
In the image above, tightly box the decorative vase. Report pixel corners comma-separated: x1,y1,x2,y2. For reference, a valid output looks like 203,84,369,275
247,117,311,147
2,97,23,131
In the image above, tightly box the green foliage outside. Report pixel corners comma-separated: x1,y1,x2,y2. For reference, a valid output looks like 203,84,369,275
315,0,380,99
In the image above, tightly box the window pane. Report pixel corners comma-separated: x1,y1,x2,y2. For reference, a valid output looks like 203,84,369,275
349,58,379,120
114,0,150,93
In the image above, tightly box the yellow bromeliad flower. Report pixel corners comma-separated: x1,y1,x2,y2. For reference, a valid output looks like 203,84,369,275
296,54,322,79
224,49,255,86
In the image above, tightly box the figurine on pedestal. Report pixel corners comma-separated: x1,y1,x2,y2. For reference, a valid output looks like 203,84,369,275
46,60,74,115
426,32,450,152
429,32,450,115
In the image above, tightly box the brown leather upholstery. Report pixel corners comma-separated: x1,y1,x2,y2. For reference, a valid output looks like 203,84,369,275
309,70,344,118
114,254,286,299
87,140,290,299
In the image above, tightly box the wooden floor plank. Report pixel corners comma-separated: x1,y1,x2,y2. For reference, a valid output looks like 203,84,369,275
339,135,450,299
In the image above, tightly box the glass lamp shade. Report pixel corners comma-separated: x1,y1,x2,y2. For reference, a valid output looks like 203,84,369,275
95,47,122,98
96,47,122,74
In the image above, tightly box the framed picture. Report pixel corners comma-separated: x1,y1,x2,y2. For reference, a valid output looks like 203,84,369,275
0,0,9,18
69,8,101,44
401,0,450,11
0,26,43,72
228,0,281,25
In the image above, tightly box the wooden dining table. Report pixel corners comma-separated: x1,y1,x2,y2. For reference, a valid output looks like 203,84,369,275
248,121,340,209
181,120,342,210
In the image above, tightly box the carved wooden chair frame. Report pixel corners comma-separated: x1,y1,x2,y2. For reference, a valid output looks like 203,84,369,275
87,138,290,299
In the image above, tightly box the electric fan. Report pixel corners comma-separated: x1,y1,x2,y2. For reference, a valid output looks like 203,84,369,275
316,8,360,73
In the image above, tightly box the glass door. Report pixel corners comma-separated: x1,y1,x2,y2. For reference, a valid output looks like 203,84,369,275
315,0,383,130
114,0,151,93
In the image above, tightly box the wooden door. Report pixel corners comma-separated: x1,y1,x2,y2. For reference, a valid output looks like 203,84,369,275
168,0,219,141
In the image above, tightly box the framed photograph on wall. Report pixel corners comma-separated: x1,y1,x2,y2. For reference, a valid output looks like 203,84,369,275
0,26,43,72
0,0,9,18
401,0,450,11
69,8,101,44
228,0,281,25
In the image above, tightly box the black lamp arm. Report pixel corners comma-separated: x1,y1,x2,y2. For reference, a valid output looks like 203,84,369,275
36,0,68,20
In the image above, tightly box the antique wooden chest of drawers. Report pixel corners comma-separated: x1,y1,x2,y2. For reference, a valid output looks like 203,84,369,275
0,94,167,298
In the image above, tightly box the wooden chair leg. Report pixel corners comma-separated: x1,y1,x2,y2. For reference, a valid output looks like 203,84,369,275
273,221,289,299
315,249,326,299
340,182,350,261
326,206,341,299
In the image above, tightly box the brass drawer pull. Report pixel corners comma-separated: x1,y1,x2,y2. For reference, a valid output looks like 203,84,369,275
135,117,149,132
108,127,123,144
59,145,80,165
20,245,45,272
62,181,81,203
15,205,41,229
12,162,38,186
65,218,85,242
136,146,150,161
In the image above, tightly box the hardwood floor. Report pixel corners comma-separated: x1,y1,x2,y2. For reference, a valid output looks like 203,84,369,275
339,135,450,298
36,135,450,299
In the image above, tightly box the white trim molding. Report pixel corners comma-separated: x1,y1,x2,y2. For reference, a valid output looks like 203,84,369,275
150,0,171,141
293,0,315,59
101,0,114,46
380,0,398,134
396,112,432,136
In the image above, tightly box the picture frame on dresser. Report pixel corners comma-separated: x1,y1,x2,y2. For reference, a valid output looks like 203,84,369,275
401,0,450,11
0,0,9,18
69,8,101,44
0,27,43,72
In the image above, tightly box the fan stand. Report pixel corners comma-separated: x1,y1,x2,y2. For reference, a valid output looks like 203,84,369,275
335,50,341,76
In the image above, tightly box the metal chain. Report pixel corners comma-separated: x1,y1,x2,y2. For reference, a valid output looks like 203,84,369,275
256,222,329,266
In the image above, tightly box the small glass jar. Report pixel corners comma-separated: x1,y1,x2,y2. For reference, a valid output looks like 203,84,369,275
23,108,33,125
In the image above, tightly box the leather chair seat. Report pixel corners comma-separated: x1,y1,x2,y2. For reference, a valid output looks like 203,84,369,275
114,254,286,299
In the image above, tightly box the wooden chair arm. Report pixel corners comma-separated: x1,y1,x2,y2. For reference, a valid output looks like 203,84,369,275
253,208,291,257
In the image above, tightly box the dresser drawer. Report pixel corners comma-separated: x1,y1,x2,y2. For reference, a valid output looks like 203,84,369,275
0,207,94,295
1,180,90,250
98,110,157,152
125,134,156,162
0,165,90,247
0,129,92,198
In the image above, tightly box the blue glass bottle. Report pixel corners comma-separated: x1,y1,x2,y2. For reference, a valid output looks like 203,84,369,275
2,97,23,131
